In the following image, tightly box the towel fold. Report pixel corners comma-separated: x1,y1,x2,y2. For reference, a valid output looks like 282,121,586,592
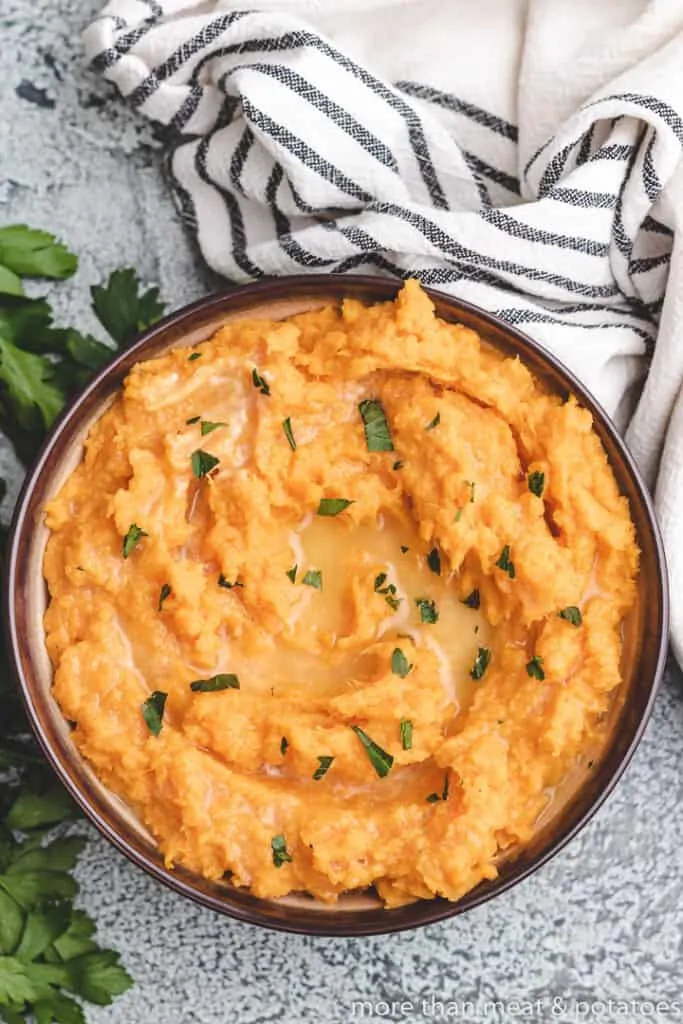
85,0,683,658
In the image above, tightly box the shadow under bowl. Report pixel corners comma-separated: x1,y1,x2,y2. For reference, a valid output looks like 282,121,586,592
5,275,669,936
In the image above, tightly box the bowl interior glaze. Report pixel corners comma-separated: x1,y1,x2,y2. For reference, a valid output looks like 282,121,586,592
6,276,669,936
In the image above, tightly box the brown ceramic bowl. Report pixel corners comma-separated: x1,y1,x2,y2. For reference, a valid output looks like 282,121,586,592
5,275,669,936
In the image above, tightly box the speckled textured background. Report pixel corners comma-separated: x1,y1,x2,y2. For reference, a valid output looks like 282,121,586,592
2,2,683,1022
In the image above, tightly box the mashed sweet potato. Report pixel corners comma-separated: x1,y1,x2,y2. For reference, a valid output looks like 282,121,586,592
43,281,638,907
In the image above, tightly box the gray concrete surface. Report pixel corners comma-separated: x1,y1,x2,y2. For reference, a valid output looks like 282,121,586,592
1,2,682,1022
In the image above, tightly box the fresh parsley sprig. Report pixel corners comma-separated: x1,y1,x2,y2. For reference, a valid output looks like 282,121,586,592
0,224,165,1021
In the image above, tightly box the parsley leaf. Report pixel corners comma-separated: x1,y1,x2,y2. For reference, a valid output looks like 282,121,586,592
374,573,402,612
462,589,480,609
122,524,147,559
427,548,441,575
559,606,582,626
282,417,296,451
271,835,292,868
425,412,441,431
200,420,226,436
317,498,354,517
358,399,393,452
5,789,75,831
426,772,450,803
280,737,288,756
190,674,240,693
191,449,220,478
141,692,167,736
415,598,438,624
495,545,515,578
187,352,201,362
186,415,200,424
218,575,243,589
157,583,172,611
312,756,334,781
91,268,164,346
0,226,77,279
526,656,545,680
393,460,404,470
302,570,322,589
0,265,25,297
470,647,491,680
66,950,133,1006
528,471,545,497
351,726,394,778
252,368,270,396
391,648,412,678
0,337,66,432
400,720,413,750
286,565,297,583
400,545,409,554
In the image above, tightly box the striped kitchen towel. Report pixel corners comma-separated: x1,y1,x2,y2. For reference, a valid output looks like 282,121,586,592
85,0,683,658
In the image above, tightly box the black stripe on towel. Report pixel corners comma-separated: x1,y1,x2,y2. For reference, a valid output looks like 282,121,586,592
482,209,608,257
461,151,520,196
126,11,251,109
240,97,374,204
187,31,452,209
216,62,398,173
368,202,620,298
394,81,518,141
194,137,266,279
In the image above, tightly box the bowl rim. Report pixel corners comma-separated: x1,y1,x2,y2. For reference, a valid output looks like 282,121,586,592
4,273,670,937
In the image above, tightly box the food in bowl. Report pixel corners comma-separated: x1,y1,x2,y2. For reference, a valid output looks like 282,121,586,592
42,280,639,908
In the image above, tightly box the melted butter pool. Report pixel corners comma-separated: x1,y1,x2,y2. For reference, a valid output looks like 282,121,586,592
290,513,491,708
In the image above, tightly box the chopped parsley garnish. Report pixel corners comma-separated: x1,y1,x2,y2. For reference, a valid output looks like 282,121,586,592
286,565,297,583
526,656,545,680
142,691,167,736
187,352,202,361
463,589,480,609
465,480,476,503
186,415,200,424
280,736,289,755
400,545,409,554
302,569,322,589
252,367,270,396
351,726,394,778
201,419,227,436
528,471,545,497
312,756,335,780
558,606,582,626
393,460,404,470
317,497,354,516
358,398,394,451
495,545,515,578
400,720,413,750
470,647,491,680
191,448,220,478
427,772,450,803
158,583,172,611
454,507,464,523
218,575,243,589
282,416,296,451
122,523,148,559
271,834,292,868
190,673,240,692
415,597,438,624
427,547,441,575
391,648,412,678
426,412,441,431
374,572,402,611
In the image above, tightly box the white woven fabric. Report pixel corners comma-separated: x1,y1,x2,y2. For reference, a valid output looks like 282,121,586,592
85,0,683,658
